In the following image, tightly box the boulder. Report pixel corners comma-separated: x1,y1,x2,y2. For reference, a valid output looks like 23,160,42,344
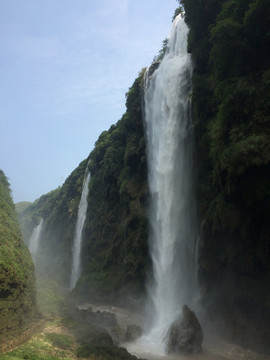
165,305,203,355
73,322,114,347
125,324,143,342
109,325,126,345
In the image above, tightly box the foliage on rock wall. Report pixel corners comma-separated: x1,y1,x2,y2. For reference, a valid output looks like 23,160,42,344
0,170,37,343
17,160,87,285
182,0,270,350
17,70,149,298
78,69,149,300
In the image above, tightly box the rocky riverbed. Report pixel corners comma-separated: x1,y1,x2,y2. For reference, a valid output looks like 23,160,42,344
77,303,270,360
1,303,270,360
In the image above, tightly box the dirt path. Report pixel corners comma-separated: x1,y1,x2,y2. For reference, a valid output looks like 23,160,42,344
0,319,46,353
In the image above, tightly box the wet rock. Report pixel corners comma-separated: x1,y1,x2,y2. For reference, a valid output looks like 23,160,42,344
76,305,117,328
147,61,161,77
109,325,126,345
125,324,143,342
85,328,114,347
165,305,203,355
74,322,114,347
76,344,142,360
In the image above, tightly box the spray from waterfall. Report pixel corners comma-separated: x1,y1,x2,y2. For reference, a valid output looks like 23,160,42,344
140,14,198,353
28,218,44,264
70,167,91,291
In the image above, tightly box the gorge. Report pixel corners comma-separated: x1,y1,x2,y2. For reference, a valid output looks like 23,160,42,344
1,0,270,358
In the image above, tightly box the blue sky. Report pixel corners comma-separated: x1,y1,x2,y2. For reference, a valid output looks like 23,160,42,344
0,0,179,203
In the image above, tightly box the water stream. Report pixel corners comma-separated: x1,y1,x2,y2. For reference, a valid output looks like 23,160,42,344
70,168,91,290
28,218,44,264
141,14,198,353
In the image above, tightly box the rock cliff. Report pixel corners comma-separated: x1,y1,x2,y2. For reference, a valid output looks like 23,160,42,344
182,0,270,351
17,70,149,302
0,170,37,344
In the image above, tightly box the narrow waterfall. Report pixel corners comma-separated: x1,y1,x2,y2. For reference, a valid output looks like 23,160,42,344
28,218,44,264
70,169,91,290
143,14,197,351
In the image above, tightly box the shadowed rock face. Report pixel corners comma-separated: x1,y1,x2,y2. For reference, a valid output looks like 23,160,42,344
74,304,143,346
166,305,203,355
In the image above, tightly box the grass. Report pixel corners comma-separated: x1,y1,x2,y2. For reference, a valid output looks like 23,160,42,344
44,334,74,350
0,317,138,360
0,332,76,360
36,278,66,318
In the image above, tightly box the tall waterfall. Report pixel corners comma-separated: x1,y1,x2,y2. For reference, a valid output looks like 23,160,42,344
70,169,91,290
28,218,44,264
143,14,197,352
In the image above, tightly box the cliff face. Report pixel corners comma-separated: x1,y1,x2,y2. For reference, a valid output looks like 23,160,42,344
17,70,149,300
182,0,270,351
78,70,149,301
0,170,37,344
15,3,270,351
17,160,89,286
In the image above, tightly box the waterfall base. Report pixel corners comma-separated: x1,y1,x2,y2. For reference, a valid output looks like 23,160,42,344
125,335,270,360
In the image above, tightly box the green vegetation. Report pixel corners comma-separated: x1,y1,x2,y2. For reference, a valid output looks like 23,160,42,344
17,69,149,302
17,161,87,287
9,4,269,355
153,38,168,62
76,69,149,300
0,333,74,360
15,201,32,216
44,333,74,350
0,317,138,360
0,170,37,344
181,0,270,350
12,1,270,352
36,279,66,318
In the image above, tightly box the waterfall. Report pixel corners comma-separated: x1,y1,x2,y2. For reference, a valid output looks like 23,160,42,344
70,168,91,290
28,218,44,264
143,14,197,352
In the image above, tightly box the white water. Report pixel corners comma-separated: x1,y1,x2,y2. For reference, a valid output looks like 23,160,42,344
70,169,91,290
141,15,198,353
28,218,44,264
